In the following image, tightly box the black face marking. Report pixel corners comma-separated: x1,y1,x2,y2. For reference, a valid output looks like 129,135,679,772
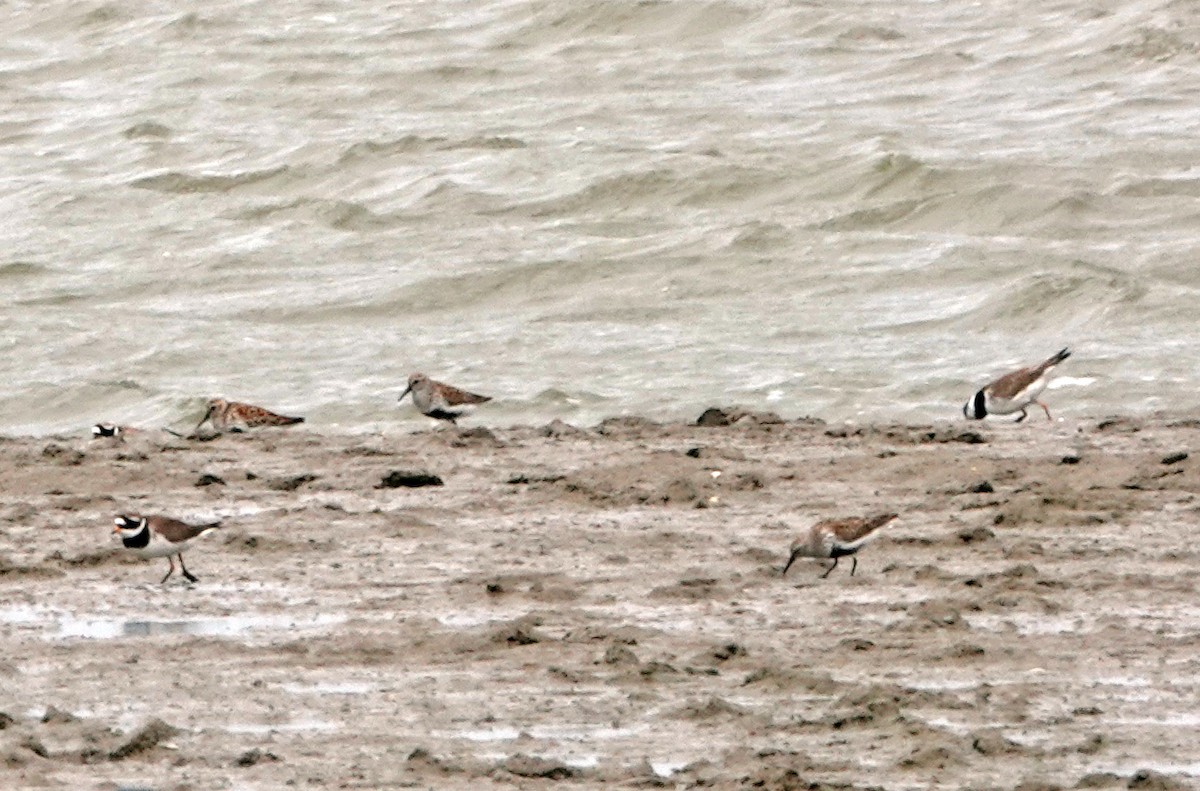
973,390,987,419
121,523,151,549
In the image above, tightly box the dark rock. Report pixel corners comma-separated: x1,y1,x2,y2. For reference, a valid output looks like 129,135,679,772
1162,452,1189,465
42,444,84,465
501,753,575,780
953,431,987,444
595,416,661,436
1075,773,1122,788
235,748,280,767
378,470,443,488
19,734,48,759
0,712,13,730
452,427,500,446
696,408,733,427
490,616,545,646
1127,769,1193,790
1077,733,1105,754
1061,454,1081,465
840,638,875,651
710,643,745,661
540,419,587,438
109,718,179,761
968,480,995,494
958,526,995,544
267,474,318,491
41,706,77,725
675,696,749,720
971,730,1020,755
195,473,226,487
639,661,679,679
603,644,639,666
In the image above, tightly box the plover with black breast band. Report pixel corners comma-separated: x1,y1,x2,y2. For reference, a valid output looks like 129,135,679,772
783,513,899,579
112,514,221,584
963,348,1071,423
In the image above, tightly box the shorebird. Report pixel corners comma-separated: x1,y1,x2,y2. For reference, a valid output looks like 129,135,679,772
195,398,304,434
92,423,135,439
398,373,491,425
112,514,221,584
783,513,899,579
963,348,1071,423
91,424,185,440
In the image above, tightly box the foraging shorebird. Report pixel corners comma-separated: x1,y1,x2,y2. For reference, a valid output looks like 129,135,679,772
398,373,491,425
112,514,221,584
963,348,1071,423
92,423,136,439
91,424,185,440
783,513,899,579
195,398,304,434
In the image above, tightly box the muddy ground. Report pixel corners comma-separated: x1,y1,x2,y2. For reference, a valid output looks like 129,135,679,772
1,410,1198,790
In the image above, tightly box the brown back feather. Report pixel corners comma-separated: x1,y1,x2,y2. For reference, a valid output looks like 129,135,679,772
436,382,491,406
987,348,1070,400
150,516,220,543
824,513,898,543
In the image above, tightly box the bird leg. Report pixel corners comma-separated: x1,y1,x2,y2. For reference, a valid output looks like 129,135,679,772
1015,408,1028,423
850,556,858,576
782,550,800,576
160,557,176,584
1036,400,1052,420
178,554,199,583
820,557,839,579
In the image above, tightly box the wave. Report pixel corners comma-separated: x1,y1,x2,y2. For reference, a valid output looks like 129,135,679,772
0,262,48,279
130,166,292,194
231,198,400,231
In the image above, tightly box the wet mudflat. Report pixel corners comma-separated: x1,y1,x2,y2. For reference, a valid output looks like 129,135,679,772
1,413,1198,789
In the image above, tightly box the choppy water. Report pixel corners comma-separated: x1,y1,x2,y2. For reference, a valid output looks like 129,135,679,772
3,0,1199,435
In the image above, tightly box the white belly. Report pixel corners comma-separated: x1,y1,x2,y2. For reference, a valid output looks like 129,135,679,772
988,375,1048,414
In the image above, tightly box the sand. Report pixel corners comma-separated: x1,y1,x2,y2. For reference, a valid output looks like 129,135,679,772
1,411,1198,790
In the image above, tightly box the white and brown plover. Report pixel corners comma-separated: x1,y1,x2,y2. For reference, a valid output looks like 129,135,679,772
963,348,1071,423
112,515,220,584
783,513,899,579
195,398,304,434
398,373,491,425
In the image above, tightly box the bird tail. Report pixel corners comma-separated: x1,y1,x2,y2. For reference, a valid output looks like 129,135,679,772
262,412,304,426
1042,347,1071,370
841,513,899,549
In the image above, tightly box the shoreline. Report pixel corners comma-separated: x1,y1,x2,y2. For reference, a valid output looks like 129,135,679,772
1,410,1197,788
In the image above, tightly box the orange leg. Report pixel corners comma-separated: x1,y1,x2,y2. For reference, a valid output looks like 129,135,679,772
1036,400,1052,420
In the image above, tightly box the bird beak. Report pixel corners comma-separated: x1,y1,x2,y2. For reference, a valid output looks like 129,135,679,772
112,525,122,534
398,385,413,402
782,550,800,576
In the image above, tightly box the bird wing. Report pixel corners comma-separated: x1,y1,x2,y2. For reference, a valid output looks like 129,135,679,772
986,364,1045,400
436,382,491,407
152,517,219,543
822,513,897,546
987,348,1070,400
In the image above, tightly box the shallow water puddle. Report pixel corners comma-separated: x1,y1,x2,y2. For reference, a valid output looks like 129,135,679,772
223,719,340,735
450,722,647,743
281,681,375,696
54,612,346,640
